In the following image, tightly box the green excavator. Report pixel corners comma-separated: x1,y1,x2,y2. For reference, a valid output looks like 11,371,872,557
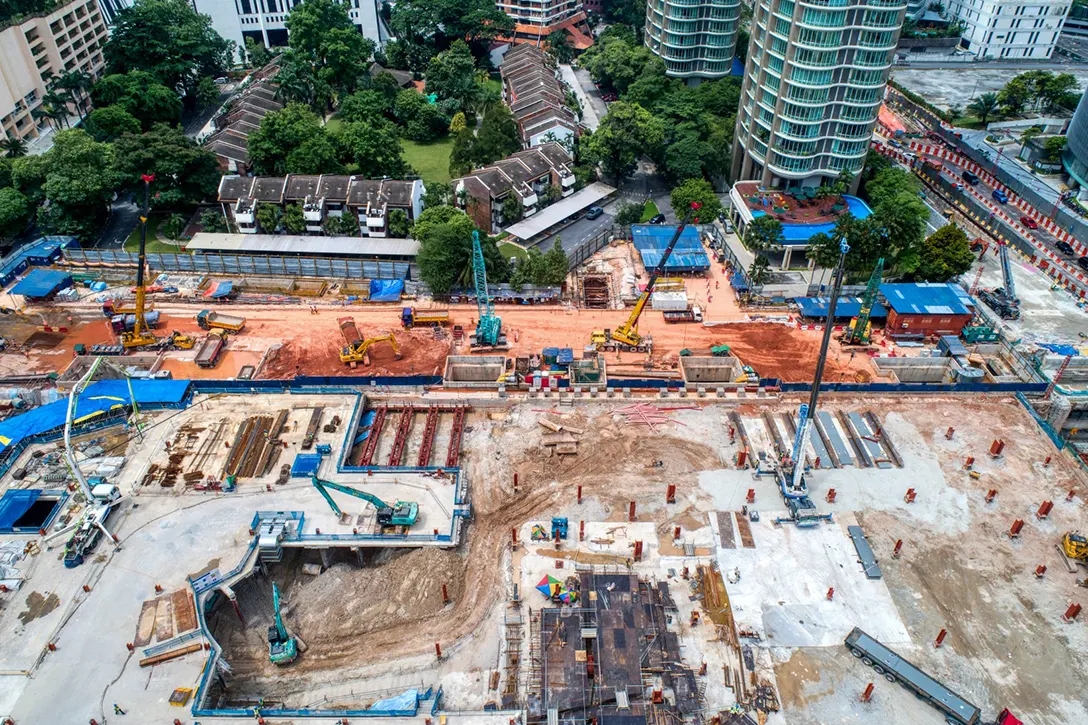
310,476,419,529
268,583,298,666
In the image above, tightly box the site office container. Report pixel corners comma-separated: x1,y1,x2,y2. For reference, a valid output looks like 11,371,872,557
885,310,972,338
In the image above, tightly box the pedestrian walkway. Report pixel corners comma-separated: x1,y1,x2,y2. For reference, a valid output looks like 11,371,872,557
559,64,600,131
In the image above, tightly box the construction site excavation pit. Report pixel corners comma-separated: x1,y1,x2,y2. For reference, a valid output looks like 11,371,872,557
444,355,507,387
1,393,1086,725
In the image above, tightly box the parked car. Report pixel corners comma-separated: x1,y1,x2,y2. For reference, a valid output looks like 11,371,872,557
991,189,1008,204
962,169,980,185
1019,215,1038,230
1078,256,1088,271
1057,241,1075,255
585,206,603,220
648,214,667,225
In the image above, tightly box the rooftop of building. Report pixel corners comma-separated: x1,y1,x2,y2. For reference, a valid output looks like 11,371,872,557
731,181,874,245
879,283,975,317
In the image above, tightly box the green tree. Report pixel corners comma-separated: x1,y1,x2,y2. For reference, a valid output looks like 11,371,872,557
245,37,273,68
509,247,542,287
580,28,662,94
248,103,329,175
742,215,785,252
85,105,141,142
112,124,220,208
424,41,477,110
545,30,574,65
747,255,771,299
449,112,467,133
287,135,343,175
967,92,999,125
585,102,664,183
283,203,306,234
473,105,521,165
0,187,30,240
387,208,410,237
0,138,28,159
997,77,1031,116
412,205,508,293
422,182,453,208
325,211,360,236
669,178,722,223
332,120,407,177
256,204,282,234
92,71,183,130
32,130,117,240
104,0,232,105
273,50,333,111
394,90,448,141
602,0,645,35
502,194,523,224
1038,73,1078,111
199,207,228,233
613,201,643,226
915,224,973,282
541,238,569,285
161,212,188,240
339,90,394,124
196,76,219,107
389,0,514,61
1043,136,1067,163
285,0,376,95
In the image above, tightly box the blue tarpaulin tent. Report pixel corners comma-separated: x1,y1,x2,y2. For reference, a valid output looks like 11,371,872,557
10,269,73,299
369,279,404,302
1039,343,1079,357
631,225,710,272
0,489,40,529
369,689,420,712
0,379,192,454
291,454,322,478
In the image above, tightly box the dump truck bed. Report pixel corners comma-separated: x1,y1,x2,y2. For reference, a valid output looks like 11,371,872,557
194,333,225,368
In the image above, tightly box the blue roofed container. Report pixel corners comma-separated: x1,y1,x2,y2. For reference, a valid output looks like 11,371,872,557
880,283,975,338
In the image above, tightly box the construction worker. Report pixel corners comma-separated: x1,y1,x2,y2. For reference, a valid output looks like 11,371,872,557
113,703,126,715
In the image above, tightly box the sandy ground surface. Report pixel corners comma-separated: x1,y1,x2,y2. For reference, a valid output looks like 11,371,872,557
0,295,878,383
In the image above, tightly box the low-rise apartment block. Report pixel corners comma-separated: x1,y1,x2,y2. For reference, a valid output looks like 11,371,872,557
0,0,108,145
203,76,282,174
217,174,424,237
501,44,578,150
454,142,576,233
947,0,1070,59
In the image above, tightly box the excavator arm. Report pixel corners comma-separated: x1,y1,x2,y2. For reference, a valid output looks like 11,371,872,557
311,475,391,512
310,476,418,527
611,202,702,347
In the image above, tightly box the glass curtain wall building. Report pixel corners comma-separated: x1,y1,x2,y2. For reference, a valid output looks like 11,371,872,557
644,0,741,80
731,0,906,188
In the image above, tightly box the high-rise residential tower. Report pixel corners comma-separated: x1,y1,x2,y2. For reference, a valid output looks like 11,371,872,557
731,0,907,188
1064,91,1088,199
644,0,741,79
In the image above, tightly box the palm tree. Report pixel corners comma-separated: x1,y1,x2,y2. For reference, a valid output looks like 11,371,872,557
546,30,574,65
746,255,771,302
967,92,1000,126
40,90,73,129
50,71,93,123
0,137,27,158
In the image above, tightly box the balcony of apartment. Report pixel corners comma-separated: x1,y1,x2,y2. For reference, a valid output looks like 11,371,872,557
234,199,257,230
364,203,386,232
798,0,849,7
24,28,40,43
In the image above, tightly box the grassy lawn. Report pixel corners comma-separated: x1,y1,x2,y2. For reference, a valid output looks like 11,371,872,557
948,116,987,130
124,215,186,254
640,199,660,222
325,115,344,134
401,136,455,184
498,241,528,262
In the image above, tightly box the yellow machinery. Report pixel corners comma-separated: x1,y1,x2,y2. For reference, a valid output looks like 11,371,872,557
592,202,702,353
340,333,402,366
167,331,196,349
1062,531,1088,562
121,174,161,350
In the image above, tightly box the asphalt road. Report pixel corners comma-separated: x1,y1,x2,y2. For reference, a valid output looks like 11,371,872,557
923,150,1077,263
531,201,618,253
96,197,140,250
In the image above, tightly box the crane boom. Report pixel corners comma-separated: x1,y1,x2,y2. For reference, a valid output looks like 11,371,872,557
611,203,701,348
471,231,503,347
845,257,883,345
998,242,1016,302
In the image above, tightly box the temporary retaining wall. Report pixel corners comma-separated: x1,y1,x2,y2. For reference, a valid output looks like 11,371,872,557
871,357,952,383
444,356,506,387
679,356,742,384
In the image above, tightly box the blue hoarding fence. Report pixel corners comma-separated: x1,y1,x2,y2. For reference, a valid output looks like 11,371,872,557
62,248,412,281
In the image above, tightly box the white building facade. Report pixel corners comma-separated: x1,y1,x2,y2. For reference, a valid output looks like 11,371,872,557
732,0,906,188
947,0,1070,59
189,0,391,60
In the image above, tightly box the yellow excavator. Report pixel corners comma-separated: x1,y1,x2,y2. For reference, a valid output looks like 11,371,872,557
121,174,196,351
340,333,402,366
1062,531,1088,565
591,202,702,354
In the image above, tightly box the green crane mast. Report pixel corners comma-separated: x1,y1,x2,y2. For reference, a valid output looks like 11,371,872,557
845,257,883,346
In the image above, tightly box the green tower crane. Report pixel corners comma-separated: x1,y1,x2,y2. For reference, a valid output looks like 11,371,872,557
844,257,883,346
